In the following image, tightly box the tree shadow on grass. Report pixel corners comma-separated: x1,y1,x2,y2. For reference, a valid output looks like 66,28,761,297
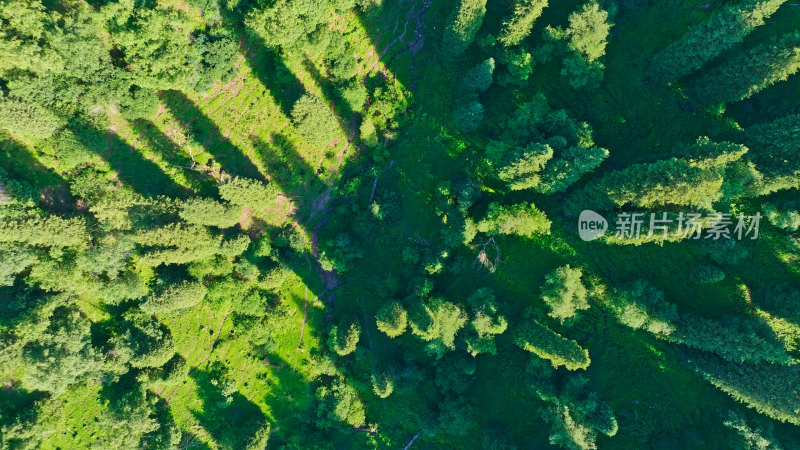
256,133,328,217
70,120,190,198
0,134,75,212
162,90,266,182
245,46,307,119
0,382,48,444
189,364,271,449
301,58,358,140
131,119,219,197
218,0,307,118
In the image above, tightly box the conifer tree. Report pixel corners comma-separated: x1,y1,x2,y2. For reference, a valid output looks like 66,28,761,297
686,352,800,425
244,0,331,50
515,320,591,370
0,215,89,248
371,369,395,398
541,265,590,324
647,0,787,83
477,202,552,238
409,297,468,359
328,317,360,356
569,158,724,212
606,279,678,337
317,379,366,427
441,0,488,61
464,288,508,356
219,177,280,213
744,114,800,194
459,58,495,94
140,281,208,314
21,306,103,395
111,312,176,369
0,98,65,139
694,31,800,104
108,5,198,91
376,301,408,338
291,94,340,148
179,198,242,229
673,314,791,365
565,1,611,64
498,0,549,47
557,1,612,88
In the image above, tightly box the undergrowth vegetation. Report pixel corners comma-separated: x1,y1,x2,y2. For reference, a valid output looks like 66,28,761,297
1,0,799,448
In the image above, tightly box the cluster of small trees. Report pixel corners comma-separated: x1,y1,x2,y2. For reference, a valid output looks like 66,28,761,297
644,0,800,107
606,279,792,366
4,0,800,446
603,277,800,426
485,94,609,193
526,356,618,450
244,0,358,51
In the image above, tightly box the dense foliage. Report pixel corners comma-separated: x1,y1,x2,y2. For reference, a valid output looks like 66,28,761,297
1,0,799,448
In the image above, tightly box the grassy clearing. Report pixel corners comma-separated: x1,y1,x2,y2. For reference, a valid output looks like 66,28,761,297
4,0,800,447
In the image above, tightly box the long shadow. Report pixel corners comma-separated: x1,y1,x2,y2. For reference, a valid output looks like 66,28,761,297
215,1,351,221
216,0,308,118
0,135,74,212
209,0,436,443
0,382,48,448
162,90,266,182
245,45,307,118
302,58,358,139
256,133,327,217
189,364,271,448
131,119,219,197
71,121,189,198
95,370,185,448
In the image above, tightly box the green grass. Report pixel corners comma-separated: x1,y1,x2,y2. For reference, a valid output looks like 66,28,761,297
4,0,800,447
318,0,800,446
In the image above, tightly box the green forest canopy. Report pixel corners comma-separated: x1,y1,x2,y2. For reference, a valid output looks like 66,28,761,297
1,0,799,448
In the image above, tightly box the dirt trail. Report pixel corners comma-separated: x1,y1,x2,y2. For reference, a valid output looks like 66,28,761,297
290,286,312,373
301,0,431,330
403,431,422,450
307,0,429,228
296,285,310,352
